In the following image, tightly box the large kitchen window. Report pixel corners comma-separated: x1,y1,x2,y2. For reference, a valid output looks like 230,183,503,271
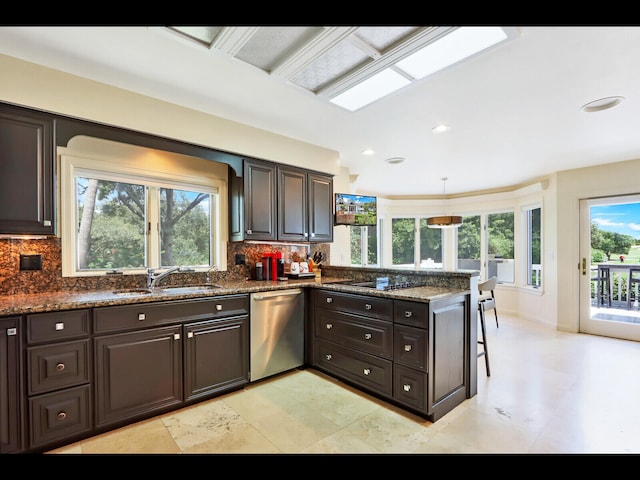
60,152,224,277
391,217,442,268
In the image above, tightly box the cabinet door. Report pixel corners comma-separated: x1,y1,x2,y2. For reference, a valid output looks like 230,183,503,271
243,159,277,241
184,316,248,401
94,325,183,428
277,166,307,241
308,173,333,243
0,104,54,235
0,316,24,453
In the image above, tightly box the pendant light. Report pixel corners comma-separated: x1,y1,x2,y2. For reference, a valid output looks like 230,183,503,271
427,177,462,228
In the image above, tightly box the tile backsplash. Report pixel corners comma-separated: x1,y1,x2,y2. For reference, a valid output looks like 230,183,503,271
0,237,330,296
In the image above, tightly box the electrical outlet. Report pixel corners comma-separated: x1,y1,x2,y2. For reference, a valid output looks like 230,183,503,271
235,254,246,265
20,254,42,271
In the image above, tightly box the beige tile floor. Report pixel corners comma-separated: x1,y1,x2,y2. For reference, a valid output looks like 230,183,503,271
47,313,640,455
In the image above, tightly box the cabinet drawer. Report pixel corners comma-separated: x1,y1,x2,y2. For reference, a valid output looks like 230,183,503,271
28,384,92,449
394,324,428,371
315,308,393,359
94,295,249,334
28,339,90,395
315,290,392,321
393,364,427,413
394,300,429,328
27,309,90,344
314,339,392,396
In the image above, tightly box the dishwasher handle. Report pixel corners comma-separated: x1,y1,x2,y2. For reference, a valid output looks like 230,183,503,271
252,289,302,301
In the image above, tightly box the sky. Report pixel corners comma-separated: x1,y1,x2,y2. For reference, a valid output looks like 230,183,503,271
591,202,640,239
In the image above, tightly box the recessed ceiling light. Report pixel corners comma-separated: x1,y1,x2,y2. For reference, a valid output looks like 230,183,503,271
432,124,451,134
385,157,405,165
361,148,376,156
581,96,625,113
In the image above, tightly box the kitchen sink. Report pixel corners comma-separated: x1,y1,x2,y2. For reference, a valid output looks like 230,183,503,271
112,288,153,295
155,284,223,293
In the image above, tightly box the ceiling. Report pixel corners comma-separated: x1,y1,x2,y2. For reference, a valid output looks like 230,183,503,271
1,25,640,198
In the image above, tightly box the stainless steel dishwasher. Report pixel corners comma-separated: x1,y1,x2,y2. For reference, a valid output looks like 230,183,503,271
250,288,304,381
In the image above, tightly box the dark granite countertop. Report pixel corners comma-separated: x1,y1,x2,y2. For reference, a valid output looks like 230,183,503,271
0,276,469,316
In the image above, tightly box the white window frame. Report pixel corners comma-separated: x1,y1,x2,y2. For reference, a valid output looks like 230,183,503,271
60,154,225,277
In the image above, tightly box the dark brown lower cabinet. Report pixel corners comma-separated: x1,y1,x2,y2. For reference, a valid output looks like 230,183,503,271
94,296,249,430
94,325,184,429
313,290,470,422
0,317,24,454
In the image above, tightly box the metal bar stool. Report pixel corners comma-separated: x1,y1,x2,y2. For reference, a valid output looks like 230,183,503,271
627,267,640,309
593,265,612,307
477,301,491,376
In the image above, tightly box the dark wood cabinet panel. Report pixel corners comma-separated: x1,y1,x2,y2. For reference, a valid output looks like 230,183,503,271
277,166,307,241
0,316,24,454
0,104,54,235
184,316,249,401
243,158,277,241
94,325,184,428
308,173,333,243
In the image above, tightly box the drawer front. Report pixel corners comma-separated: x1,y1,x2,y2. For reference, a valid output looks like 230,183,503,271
314,339,392,396
94,295,249,334
393,364,427,413
28,384,92,449
315,308,393,359
394,324,428,371
394,300,429,328
315,290,392,321
28,339,90,395
27,309,90,344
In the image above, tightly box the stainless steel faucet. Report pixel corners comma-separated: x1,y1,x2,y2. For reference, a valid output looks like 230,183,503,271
146,266,192,289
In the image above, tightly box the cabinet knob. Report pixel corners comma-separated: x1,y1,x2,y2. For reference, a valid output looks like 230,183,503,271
326,323,333,330
138,313,145,321
187,331,194,338
404,311,413,318
56,362,65,371
404,344,412,352
57,411,67,421
55,322,65,331
216,304,223,311
365,304,372,310
174,333,181,340
363,368,371,376
364,333,372,340
326,297,333,303
246,229,253,235
403,384,411,392
325,354,332,361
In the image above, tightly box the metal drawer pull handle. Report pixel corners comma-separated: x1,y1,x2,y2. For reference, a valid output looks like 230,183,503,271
365,304,372,310
57,412,67,421
216,304,223,311
364,333,372,340
326,323,333,329
325,354,332,361
404,311,413,318
404,344,412,351
138,313,145,321
55,322,65,330
403,384,411,392
363,368,371,376
326,297,333,303
56,363,65,371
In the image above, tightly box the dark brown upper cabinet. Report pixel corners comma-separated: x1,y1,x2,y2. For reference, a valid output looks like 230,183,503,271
0,104,54,235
